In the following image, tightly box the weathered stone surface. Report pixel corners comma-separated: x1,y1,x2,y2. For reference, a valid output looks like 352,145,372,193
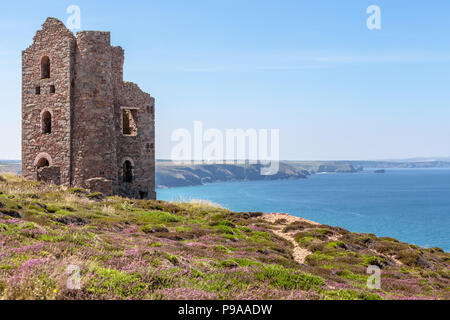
37,166,61,185
0,210,23,219
22,18,156,200
55,216,89,226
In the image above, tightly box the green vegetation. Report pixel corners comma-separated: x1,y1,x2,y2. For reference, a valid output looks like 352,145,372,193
0,174,448,300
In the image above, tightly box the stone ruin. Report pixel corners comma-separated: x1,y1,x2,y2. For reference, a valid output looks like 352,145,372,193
22,18,156,199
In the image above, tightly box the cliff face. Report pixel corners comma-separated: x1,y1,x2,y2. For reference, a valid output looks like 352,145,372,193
155,161,368,188
0,174,448,300
155,162,309,188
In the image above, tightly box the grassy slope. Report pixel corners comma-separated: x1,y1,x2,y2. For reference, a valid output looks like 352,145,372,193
0,174,448,300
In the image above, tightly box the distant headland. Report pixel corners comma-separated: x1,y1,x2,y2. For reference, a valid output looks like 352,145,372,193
155,159,450,188
2,159,450,189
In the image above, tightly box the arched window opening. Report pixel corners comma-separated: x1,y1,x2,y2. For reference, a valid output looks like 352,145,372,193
41,111,52,134
123,160,133,183
36,157,50,168
41,56,50,79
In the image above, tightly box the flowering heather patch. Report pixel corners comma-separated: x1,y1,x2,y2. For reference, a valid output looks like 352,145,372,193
0,174,448,300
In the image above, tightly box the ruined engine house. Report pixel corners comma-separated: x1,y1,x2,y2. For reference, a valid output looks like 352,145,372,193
22,18,156,199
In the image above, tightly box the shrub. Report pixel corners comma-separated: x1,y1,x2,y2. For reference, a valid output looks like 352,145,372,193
217,220,236,228
397,250,421,267
324,289,382,300
326,241,346,249
69,187,88,195
214,225,235,235
87,192,105,201
379,237,399,243
150,242,162,247
140,224,169,234
294,232,317,243
337,269,367,282
361,254,386,267
315,228,334,236
219,259,239,269
256,264,324,290
118,201,135,211
87,267,147,298
429,247,444,254
45,205,60,213
214,245,231,254
233,258,260,267
166,254,178,265
282,221,315,233
142,211,181,223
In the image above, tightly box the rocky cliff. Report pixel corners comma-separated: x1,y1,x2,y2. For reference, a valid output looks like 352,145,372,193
156,162,310,188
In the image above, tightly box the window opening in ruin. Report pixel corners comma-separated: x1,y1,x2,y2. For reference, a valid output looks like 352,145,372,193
122,109,138,136
35,86,41,95
49,85,55,94
41,111,52,134
123,160,133,183
41,56,50,79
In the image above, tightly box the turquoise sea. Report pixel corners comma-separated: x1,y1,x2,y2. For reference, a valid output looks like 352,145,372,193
157,168,450,251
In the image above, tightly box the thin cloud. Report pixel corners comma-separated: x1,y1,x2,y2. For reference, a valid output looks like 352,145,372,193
135,50,450,73
313,53,450,64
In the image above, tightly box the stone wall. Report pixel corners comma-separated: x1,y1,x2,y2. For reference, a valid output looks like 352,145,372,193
115,82,156,199
37,166,61,185
22,18,75,187
71,31,117,194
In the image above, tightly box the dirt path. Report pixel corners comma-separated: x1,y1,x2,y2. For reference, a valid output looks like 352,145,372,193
262,213,404,268
262,213,319,264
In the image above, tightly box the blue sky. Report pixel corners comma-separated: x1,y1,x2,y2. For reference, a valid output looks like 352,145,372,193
1,0,450,160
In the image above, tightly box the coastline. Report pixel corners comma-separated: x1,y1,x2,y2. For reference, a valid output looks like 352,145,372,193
155,161,450,189
158,170,450,252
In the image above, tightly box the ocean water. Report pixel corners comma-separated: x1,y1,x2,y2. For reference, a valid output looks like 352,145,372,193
157,168,450,251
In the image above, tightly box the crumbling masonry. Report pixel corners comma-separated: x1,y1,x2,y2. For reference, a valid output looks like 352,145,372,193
22,18,156,199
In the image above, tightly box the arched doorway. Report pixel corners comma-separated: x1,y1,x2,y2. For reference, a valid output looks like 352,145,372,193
33,153,59,185
35,156,51,182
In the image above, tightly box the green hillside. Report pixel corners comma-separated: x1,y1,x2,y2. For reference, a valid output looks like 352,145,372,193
0,174,448,300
